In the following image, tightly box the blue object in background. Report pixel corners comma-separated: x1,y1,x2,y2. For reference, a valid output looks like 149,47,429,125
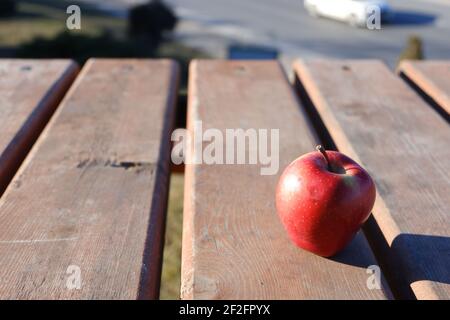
228,45,278,60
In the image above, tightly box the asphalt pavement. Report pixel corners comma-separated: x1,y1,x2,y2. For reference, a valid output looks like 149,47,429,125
80,0,450,68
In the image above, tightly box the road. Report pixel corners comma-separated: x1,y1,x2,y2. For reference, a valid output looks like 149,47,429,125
81,0,450,68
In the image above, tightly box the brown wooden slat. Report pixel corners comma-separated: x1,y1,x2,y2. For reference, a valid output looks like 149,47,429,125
0,59,78,195
181,60,391,300
398,60,450,118
293,59,450,300
0,59,179,299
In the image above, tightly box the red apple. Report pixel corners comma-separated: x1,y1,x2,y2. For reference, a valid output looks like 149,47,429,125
275,145,376,257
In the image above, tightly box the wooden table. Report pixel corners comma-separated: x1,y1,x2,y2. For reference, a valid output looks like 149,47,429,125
0,59,448,300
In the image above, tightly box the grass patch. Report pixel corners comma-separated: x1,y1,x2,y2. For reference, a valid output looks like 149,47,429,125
0,1,125,47
160,173,184,300
16,31,148,65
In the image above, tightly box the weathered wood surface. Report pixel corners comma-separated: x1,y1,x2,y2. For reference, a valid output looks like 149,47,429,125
294,59,450,300
181,60,391,300
398,60,450,117
0,59,179,299
0,60,78,195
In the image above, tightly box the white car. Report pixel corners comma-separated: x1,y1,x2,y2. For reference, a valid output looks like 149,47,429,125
304,0,393,27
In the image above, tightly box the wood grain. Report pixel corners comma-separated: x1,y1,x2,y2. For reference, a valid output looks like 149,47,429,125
398,60,450,117
0,59,179,299
294,59,450,300
0,59,78,195
181,60,391,300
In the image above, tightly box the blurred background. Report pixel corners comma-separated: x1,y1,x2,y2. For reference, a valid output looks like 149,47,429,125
1,0,448,299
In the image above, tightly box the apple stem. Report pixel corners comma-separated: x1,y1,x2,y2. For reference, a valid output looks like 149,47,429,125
316,145,331,171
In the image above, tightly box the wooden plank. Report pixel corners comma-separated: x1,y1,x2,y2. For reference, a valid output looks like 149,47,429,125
0,59,78,195
398,60,450,119
181,60,391,300
0,59,179,299
293,59,450,300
